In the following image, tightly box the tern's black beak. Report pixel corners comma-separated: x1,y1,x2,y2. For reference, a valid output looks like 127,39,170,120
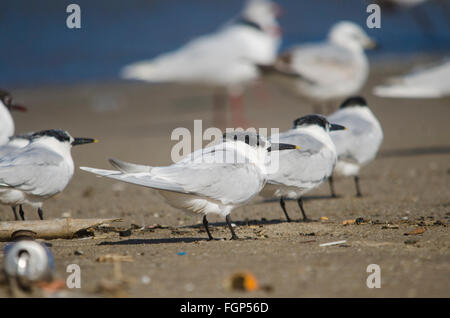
330,124,346,131
267,143,300,152
72,137,98,146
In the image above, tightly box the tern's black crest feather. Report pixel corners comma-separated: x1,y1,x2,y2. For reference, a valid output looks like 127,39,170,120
223,131,266,147
340,96,368,109
32,129,71,142
293,114,329,130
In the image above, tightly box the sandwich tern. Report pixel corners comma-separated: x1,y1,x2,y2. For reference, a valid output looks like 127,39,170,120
0,129,97,220
0,90,27,146
260,114,345,222
81,132,298,240
260,21,376,112
120,0,281,127
327,96,383,197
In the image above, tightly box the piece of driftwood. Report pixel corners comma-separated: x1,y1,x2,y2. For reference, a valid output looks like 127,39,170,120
0,218,122,241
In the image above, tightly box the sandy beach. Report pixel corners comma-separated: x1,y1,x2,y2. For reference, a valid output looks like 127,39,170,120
0,60,449,297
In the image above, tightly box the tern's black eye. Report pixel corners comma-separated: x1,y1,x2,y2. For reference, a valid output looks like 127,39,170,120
245,135,250,145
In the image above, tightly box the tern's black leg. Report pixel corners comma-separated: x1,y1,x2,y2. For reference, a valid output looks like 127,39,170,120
19,205,25,221
11,206,19,221
328,176,337,198
203,215,215,241
38,207,44,220
279,197,291,222
225,214,239,240
354,176,362,197
297,197,310,222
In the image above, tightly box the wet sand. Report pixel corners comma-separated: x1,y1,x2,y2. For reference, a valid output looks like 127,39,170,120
0,61,449,297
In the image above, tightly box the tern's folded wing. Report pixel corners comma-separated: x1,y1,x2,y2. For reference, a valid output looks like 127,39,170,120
268,131,335,188
0,147,68,197
80,167,188,193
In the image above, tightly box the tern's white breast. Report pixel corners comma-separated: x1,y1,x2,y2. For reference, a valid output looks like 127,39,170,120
0,102,14,146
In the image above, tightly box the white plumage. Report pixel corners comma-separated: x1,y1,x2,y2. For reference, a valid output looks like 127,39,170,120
0,100,15,146
0,90,27,146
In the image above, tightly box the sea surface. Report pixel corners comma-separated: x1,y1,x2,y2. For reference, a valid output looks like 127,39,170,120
1,0,449,87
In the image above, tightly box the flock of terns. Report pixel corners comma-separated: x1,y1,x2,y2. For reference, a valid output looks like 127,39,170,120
0,87,382,240
1,0,446,240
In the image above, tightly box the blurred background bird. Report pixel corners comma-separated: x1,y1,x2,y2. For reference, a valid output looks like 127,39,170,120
259,21,377,114
120,0,282,128
373,57,450,98
0,90,27,146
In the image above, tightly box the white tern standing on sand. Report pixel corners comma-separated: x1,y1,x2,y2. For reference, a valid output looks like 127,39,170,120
0,129,98,220
81,132,299,240
327,96,383,197
260,114,346,222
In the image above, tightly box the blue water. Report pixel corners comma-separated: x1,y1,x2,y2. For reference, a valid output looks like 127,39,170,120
1,0,449,87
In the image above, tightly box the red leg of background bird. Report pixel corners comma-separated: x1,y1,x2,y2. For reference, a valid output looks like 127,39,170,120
213,91,227,130
230,94,248,128
254,81,271,107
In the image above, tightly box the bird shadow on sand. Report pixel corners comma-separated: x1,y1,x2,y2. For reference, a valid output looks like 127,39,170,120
179,216,319,230
98,237,206,245
379,146,450,158
261,195,337,203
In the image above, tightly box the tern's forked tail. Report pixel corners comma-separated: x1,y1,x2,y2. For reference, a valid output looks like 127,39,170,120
108,158,152,173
